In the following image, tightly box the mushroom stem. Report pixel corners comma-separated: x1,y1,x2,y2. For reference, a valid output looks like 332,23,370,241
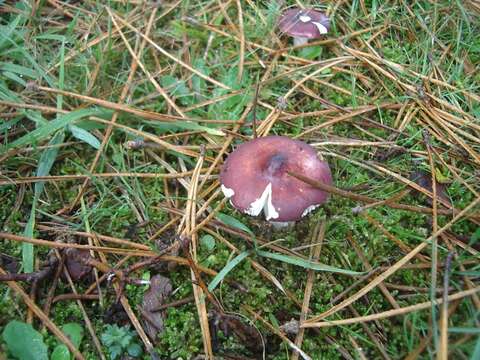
293,37,309,46
270,221,295,230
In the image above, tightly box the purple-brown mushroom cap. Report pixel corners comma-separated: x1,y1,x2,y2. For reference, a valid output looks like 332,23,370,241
220,136,333,222
278,8,330,39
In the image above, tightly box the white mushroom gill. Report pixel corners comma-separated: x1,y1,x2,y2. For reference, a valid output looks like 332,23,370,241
221,184,235,198
312,22,328,34
245,183,279,220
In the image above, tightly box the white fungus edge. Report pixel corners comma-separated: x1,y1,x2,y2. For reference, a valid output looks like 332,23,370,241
221,184,235,198
245,183,279,220
302,204,320,217
299,15,312,23
312,22,328,34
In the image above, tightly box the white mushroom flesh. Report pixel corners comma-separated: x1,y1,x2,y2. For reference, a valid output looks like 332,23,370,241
221,184,235,198
245,183,279,220
299,15,312,22
312,22,328,34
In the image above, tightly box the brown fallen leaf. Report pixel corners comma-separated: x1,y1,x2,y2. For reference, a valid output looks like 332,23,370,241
104,302,130,326
462,51,476,76
63,249,93,282
410,170,451,207
0,253,19,274
141,274,173,341
209,310,264,355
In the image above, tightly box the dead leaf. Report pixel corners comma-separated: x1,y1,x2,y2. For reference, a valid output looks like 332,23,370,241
104,302,129,326
141,274,173,341
0,253,19,274
462,52,476,76
153,228,178,272
410,170,451,206
63,249,93,282
209,310,264,355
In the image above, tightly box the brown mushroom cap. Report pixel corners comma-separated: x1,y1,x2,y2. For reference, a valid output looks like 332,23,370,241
278,8,330,39
220,136,333,222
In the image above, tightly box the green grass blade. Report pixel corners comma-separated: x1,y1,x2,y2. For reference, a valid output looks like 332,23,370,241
34,34,67,42
22,131,64,272
0,81,22,102
448,328,480,334
216,212,255,237
0,13,23,50
0,63,38,78
22,205,35,273
0,118,21,133
472,336,480,360
68,124,101,149
147,120,224,136
2,108,105,151
34,131,65,196
3,71,27,86
57,37,65,111
216,212,258,249
256,250,363,276
208,251,250,292
24,52,55,87
171,121,224,136
455,271,480,277
0,29,55,87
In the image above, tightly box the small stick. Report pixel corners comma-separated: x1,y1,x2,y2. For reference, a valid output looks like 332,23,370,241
42,254,65,330
151,295,195,312
352,189,410,213
425,130,440,351
302,286,480,328
438,252,454,360
252,75,261,139
287,171,462,217
0,261,57,282
52,294,100,304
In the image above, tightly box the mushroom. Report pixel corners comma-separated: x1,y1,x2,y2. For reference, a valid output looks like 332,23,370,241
220,136,332,227
278,7,330,46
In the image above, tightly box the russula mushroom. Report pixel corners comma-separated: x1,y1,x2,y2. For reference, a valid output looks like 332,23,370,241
220,136,332,226
278,8,330,46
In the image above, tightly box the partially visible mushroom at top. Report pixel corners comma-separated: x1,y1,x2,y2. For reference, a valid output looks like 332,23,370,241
220,136,332,227
278,8,330,46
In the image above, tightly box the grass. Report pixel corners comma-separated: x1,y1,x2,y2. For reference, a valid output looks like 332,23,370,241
1,0,479,359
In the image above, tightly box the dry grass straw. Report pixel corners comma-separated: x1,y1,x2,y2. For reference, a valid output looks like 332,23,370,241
176,148,214,357
302,286,480,328
2,1,480,358
66,5,164,212
304,194,480,325
292,221,325,360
